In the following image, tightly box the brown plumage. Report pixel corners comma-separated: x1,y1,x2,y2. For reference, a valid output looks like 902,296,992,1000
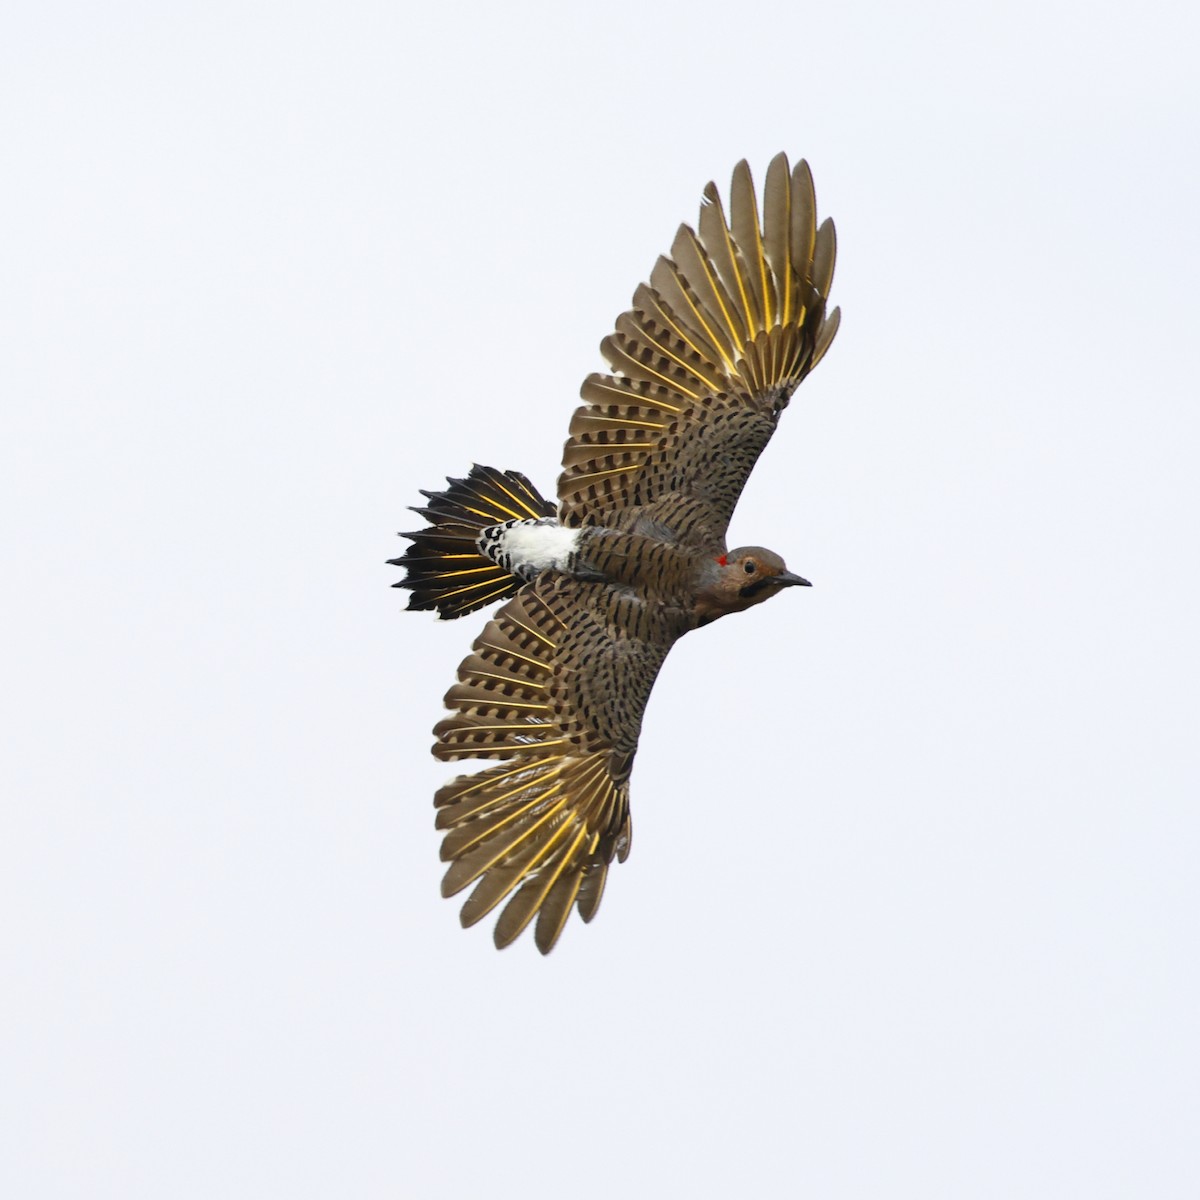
391,153,840,952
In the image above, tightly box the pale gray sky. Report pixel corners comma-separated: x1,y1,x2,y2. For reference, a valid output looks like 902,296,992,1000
3,1,1198,1196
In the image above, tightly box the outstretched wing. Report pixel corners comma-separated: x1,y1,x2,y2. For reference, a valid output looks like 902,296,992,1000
558,153,840,545
432,574,686,953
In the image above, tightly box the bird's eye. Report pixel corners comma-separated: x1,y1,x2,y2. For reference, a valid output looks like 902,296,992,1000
743,561,756,574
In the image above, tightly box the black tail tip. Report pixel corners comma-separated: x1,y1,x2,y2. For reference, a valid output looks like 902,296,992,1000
389,465,555,620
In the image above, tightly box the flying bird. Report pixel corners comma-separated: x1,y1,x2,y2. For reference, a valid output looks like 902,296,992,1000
391,153,840,953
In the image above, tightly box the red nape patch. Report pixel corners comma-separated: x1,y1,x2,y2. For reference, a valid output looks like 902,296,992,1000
716,555,727,566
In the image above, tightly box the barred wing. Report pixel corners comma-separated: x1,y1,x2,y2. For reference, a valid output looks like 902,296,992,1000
432,575,685,953
559,153,840,543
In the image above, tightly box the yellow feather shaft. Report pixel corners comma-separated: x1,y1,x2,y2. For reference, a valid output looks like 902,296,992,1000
433,576,511,602
657,260,737,372
505,613,557,649
474,640,546,672
442,778,568,859
460,669,547,690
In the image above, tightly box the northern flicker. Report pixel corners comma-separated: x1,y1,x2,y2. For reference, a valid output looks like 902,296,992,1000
391,153,840,953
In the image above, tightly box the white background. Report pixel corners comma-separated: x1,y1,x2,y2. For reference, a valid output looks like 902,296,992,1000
3,2,1198,1195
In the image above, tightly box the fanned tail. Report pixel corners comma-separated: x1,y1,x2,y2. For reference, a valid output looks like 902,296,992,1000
390,465,555,620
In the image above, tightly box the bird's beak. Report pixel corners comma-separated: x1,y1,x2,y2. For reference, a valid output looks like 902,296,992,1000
774,571,812,588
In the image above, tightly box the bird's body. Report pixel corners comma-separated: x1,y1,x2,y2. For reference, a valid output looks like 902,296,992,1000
392,154,840,952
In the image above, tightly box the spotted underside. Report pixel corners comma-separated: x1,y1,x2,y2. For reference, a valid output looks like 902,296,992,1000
558,152,840,550
433,573,689,953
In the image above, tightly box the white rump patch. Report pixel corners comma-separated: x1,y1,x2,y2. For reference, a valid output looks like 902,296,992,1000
479,519,579,576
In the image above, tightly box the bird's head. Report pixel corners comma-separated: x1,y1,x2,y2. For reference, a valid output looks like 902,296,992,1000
693,546,812,626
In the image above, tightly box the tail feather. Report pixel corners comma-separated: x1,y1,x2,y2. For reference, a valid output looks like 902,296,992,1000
390,465,555,620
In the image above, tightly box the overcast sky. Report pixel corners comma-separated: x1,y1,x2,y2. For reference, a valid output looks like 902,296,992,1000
3,1,1198,1196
